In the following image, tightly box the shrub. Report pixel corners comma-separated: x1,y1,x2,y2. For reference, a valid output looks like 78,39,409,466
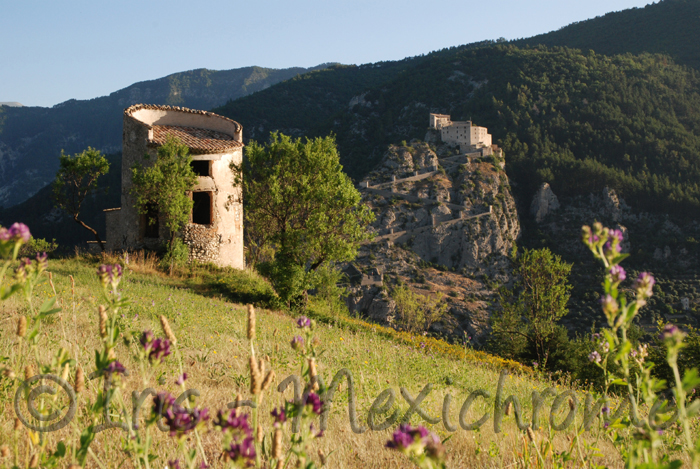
18,237,58,257
391,285,451,333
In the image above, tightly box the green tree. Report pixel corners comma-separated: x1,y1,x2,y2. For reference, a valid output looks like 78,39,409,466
130,136,198,250
489,248,573,368
391,285,450,333
233,132,375,308
52,147,110,251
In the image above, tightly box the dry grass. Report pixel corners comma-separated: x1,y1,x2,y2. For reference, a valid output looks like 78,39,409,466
0,256,694,468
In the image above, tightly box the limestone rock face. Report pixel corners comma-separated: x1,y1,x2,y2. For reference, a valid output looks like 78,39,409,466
348,140,520,343
530,183,560,222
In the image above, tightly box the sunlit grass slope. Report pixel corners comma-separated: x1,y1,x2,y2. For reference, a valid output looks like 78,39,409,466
1,254,689,468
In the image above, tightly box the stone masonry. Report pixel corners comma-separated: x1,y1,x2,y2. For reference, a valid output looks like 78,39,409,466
104,104,245,269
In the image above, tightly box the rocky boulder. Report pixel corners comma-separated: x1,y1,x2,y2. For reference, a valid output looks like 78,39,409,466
530,183,560,222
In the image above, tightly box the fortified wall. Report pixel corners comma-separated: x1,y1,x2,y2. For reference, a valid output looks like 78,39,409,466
104,104,245,269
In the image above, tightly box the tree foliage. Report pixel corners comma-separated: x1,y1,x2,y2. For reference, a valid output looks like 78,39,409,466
233,132,375,307
391,285,450,334
489,248,572,367
130,136,198,248
52,147,110,250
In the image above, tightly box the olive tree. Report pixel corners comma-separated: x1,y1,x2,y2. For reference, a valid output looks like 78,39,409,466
233,132,374,308
53,147,110,251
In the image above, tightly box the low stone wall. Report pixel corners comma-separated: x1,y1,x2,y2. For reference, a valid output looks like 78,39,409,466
182,224,220,264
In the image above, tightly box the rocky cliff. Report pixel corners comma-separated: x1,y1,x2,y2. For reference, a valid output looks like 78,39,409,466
345,140,520,343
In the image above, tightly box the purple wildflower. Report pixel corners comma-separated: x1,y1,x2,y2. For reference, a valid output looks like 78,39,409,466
176,373,187,385
609,229,624,243
7,223,31,243
588,351,602,363
296,316,311,328
305,392,323,415
659,324,685,343
609,265,626,283
634,272,655,299
140,330,154,345
104,361,127,377
140,330,171,362
600,294,619,316
214,409,255,466
98,264,123,289
168,460,182,469
214,408,252,433
222,438,256,466
532,361,538,367
35,252,48,271
153,392,209,437
420,342,426,349
15,258,31,281
271,407,286,425
604,241,622,255
291,335,304,351
386,424,441,454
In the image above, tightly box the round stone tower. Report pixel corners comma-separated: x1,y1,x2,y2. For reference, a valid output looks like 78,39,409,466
104,104,244,269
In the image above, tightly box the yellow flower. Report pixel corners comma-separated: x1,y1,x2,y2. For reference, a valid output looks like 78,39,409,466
340,338,344,341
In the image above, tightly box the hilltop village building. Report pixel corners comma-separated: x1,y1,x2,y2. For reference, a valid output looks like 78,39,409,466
429,113,493,154
103,104,245,269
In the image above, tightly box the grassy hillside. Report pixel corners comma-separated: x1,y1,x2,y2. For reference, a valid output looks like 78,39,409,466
515,0,700,71
6,253,692,467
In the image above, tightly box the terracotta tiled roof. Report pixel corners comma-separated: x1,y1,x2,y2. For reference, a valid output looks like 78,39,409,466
150,125,243,154
124,104,242,133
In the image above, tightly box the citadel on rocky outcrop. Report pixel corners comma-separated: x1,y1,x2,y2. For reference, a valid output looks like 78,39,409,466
429,113,493,155
103,104,245,268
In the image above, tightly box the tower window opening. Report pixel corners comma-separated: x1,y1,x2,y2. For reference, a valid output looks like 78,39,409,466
191,160,211,177
192,191,212,225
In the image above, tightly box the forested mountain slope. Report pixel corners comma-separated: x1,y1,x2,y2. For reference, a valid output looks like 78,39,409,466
219,46,700,218
514,0,700,71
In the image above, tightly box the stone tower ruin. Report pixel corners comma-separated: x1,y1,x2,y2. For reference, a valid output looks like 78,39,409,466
104,104,245,269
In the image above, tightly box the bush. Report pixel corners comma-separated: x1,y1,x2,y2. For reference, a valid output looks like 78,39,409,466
309,263,348,317
391,285,451,333
160,238,189,270
19,237,58,257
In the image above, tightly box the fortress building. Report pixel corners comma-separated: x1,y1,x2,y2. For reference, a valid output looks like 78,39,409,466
104,104,245,268
429,113,492,154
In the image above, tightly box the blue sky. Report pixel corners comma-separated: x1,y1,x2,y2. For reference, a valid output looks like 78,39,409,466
2,0,653,107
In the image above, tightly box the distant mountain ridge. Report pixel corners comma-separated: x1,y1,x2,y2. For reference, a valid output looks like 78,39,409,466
0,64,332,208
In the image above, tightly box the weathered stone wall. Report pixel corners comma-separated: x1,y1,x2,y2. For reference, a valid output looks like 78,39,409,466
182,224,220,264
